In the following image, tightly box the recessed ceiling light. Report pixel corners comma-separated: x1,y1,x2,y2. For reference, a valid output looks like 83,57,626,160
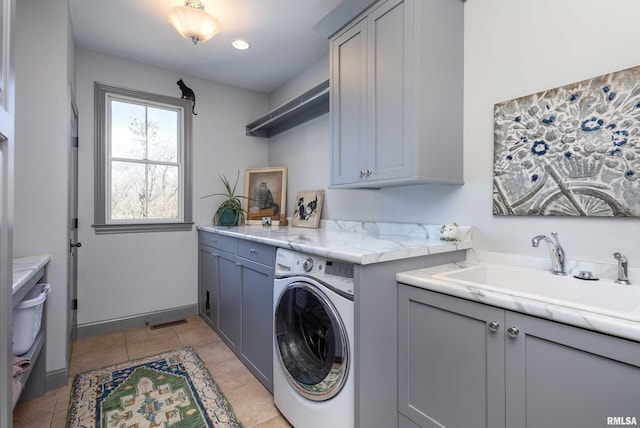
232,39,250,50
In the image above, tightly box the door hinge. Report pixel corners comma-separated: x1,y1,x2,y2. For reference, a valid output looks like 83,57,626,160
72,217,78,229
73,136,79,147
72,299,78,310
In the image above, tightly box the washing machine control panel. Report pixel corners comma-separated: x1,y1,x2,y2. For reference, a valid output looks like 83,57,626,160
302,257,314,272
276,249,355,296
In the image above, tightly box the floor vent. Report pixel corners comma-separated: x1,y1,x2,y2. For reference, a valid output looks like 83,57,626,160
149,318,187,330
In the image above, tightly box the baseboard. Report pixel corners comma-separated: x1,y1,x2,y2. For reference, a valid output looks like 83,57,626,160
77,305,198,338
46,368,69,391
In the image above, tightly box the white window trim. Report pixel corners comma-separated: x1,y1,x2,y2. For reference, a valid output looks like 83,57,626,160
93,82,193,234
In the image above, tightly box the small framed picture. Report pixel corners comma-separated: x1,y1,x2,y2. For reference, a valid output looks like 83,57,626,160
244,167,287,225
292,190,324,229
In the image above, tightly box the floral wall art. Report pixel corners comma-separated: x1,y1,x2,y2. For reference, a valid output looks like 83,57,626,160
493,65,640,217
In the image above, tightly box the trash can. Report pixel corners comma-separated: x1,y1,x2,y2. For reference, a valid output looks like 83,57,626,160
12,283,51,355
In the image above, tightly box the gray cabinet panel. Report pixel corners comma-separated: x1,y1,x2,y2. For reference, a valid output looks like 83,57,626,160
398,285,505,428
398,283,640,428
217,251,241,350
198,244,218,327
197,231,275,392
367,0,409,182
399,412,422,428
238,239,275,266
506,312,640,428
240,259,274,390
330,0,463,188
198,231,238,253
331,18,367,185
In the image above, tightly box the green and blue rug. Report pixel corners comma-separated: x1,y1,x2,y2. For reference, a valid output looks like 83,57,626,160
67,347,242,427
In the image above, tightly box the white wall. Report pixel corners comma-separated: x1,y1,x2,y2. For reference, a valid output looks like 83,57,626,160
14,0,73,374
269,0,640,266
75,48,268,325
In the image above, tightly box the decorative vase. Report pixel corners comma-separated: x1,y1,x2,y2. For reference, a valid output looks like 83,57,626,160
218,209,240,226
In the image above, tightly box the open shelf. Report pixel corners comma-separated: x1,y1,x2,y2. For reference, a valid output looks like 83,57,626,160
246,79,329,138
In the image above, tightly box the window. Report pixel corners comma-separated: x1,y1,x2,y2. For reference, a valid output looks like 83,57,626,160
94,83,193,234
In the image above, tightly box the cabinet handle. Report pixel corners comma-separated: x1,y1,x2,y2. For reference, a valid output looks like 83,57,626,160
365,169,372,176
235,262,242,267
488,321,500,332
249,248,257,254
507,326,520,338
360,170,365,177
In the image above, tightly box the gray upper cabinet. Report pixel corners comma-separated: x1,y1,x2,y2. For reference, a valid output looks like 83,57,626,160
330,0,463,188
398,283,640,428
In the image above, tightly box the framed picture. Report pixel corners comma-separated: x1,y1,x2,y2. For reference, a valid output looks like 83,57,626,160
292,190,324,229
493,65,640,217
244,167,287,225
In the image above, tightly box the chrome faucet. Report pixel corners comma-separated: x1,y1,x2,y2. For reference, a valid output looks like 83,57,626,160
613,252,631,285
531,232,566,275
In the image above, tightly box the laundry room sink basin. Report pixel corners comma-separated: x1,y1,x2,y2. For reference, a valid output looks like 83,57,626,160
432,264,640,321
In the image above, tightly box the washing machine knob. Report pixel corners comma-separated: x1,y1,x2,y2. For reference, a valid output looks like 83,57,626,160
302,257,314,272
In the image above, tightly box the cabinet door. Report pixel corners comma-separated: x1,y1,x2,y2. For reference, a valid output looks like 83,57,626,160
240,259,274,392
198,245,218,327
506,312,640,427
331,17,368,186
217,251,241,351
398,285,505,428
366,0,412,183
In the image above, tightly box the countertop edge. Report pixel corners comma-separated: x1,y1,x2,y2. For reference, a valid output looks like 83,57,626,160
197,225,471,265
396,263,640,343
13,255,51,297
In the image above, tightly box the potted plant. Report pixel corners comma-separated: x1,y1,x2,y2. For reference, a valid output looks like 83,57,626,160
202,171,249,226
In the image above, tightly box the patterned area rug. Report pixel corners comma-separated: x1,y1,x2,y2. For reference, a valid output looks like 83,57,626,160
67,347,242,427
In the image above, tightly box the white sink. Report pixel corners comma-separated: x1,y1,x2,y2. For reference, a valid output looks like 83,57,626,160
432,264,640,321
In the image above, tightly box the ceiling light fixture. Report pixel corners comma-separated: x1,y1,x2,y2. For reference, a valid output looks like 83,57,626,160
232,39,250,50
168,0,221,45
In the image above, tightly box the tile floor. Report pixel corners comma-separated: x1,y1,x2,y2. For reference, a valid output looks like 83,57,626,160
13,315,292,428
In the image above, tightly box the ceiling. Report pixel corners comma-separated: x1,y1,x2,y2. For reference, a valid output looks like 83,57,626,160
69,0,343,93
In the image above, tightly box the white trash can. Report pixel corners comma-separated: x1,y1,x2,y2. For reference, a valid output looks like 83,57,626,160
13,283,51,355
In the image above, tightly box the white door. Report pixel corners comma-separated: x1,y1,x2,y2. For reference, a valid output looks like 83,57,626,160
67,94,79,356
0,0,15,424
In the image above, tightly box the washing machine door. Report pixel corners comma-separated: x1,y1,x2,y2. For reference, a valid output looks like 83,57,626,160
275,281,349,401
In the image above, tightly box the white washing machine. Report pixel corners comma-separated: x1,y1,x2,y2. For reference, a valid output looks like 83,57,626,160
273,248,355,428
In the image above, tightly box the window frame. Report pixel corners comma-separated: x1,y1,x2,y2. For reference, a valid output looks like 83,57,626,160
93,82,193,234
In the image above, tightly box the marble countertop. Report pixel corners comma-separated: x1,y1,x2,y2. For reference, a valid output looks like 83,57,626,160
197,220,472,265
397,254,640,342
13,255,51,296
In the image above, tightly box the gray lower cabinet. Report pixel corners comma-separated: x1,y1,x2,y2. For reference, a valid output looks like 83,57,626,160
398,284,640,428
398,284,504,428
217,250,242,351
198,244,219,327
505,311,640,427
240,258,274,388
198,231,276,392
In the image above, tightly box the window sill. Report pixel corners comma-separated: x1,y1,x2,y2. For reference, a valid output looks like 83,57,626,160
92,222,194,234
